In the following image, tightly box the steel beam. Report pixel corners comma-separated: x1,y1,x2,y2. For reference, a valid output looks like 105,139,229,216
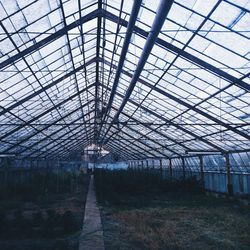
39,137,92,159
107,141,145,159
100,83,225,152
0,83,95,142
0,57,96,118
20,111,93,156
93,0,102,144
104,144,136,160
105,121,168,158
114,109,190,153
0,21,77,144
106,132,150,159
109,107,180,157
104,128,152,159
103,0,142,121
37,131,94,159
106,142,140,159
128,73,250,141
59,0,89,141
1,100,92,153
39,132,93,159
104,10,250,92
119,124,172,158
102,0,174,140
0,9,99,70
115,0,174,117
100,58,249,146
1,8,248,93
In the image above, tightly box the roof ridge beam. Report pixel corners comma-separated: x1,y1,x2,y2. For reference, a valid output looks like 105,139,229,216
93,0,103,144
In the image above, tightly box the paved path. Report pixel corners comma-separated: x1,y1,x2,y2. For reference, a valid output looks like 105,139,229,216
79,175,105,250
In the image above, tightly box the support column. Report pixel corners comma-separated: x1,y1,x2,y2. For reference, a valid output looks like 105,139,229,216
141,160,144,170
3,157,10,193
182,157,186,180
169,159,173,179
160,159,163,179
225,153,233,196
199,155,205,190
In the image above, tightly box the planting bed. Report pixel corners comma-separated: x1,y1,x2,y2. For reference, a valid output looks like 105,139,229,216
95,169,250,250
0,171,90,250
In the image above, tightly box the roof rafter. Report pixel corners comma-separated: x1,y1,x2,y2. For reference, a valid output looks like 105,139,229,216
1,100,92,154
100,83,225,152
104,10,250,92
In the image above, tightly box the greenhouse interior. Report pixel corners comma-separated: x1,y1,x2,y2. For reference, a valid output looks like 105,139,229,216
0,0,250,249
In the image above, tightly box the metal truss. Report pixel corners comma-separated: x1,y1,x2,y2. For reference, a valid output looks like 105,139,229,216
0,0,249,162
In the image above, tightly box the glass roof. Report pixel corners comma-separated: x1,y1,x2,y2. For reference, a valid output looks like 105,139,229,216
0,0,249,161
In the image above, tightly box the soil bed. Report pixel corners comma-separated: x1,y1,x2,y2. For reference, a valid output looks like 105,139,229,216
95,169,250,250
0,172,90,250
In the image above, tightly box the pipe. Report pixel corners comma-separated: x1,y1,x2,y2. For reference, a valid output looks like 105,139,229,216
116,0,174,117
101,0,174,143
101,0,143,124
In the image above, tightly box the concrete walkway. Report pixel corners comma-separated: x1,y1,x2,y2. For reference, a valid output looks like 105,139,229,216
79,175,105,250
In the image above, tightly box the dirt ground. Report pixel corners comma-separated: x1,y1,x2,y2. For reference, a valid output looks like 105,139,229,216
99,192,250,250
0,174,90,250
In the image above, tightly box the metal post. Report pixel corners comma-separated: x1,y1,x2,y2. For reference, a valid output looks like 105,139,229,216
199,155,205,190
182,157,186,180
160,159,163,179
3,157,10,193
225,153,233,195
169,159,173,179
